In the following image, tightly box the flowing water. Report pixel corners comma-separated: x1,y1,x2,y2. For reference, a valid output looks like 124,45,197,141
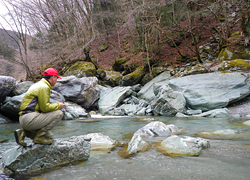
1,115,250,180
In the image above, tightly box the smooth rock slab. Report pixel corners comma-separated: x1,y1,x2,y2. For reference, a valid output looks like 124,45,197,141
160,135,210,157
2,136,91,174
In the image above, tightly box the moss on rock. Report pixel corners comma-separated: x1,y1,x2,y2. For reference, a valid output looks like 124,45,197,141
63,61,96,78
218,59,250,71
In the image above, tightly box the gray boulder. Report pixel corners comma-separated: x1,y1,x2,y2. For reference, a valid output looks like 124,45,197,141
150,85,186,116
160,135,210,157
134,121,180,137
127,122,180,155
127,134,151,154
103,70,123,86
0,114,12,124
0,94,25,120
98,85,132,113
0,76,16,103
9,81,33,96
63,101,89,120
82,133,119,151
193,108,230,118
0,90,66,121
53,76,100,109
2,136,91,174
169,72,250,111
137,71,172,102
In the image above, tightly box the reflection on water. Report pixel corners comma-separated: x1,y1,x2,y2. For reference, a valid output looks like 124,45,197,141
1,116,250,180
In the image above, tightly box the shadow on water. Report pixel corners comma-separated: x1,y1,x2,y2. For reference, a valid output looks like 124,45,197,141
1,116,250,180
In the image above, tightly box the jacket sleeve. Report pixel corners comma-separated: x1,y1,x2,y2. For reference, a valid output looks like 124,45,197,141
38,86,61,112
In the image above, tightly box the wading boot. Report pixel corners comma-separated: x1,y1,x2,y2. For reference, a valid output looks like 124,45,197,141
14,129,27,147
33,129,53,145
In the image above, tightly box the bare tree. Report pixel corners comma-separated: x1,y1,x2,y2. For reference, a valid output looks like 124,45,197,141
0,0,32,78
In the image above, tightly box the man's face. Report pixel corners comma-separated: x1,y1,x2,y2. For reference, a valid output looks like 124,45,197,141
50,76,58,87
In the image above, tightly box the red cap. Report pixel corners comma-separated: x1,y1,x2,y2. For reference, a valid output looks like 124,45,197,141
44,68,62,79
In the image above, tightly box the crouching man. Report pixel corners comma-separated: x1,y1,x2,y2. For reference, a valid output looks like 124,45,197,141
15,67,67,146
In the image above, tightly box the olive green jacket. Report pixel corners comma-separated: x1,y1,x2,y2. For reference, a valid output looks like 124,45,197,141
19,78,60,115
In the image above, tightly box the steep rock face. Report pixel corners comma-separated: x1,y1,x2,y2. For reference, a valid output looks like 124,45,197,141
2,136,91,174
53,76,100,109
0,76,16,103
169,72,250,111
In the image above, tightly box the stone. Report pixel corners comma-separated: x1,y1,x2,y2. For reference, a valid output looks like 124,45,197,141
82,133,119,151
9,81,33,96
0,76,16,103
127,134,151,154
134,121,180,137
243,120,250,126
160,135,210,157
169,72,250,111
2,136,91,174
53,76,100,109
98,86,132,113
193,108,230,118
151,84,186,115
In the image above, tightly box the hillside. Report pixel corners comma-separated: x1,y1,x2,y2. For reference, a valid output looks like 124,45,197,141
0,2,248,81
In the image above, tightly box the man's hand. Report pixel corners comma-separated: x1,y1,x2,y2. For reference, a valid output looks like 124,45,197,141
59,103,68,109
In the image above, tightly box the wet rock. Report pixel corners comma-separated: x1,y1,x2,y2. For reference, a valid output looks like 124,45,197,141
2,136,91,174
159,135,210,157
196,129,240,140
53,76,100,109
0,76,16,103
193,108,230,118
0,114,12,124
134,121,180,137
243,120,250,126
63,101,90,120
127,134,151,154
82,133,119,151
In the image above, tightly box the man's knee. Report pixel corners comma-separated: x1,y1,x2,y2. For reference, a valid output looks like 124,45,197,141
55,110,64,119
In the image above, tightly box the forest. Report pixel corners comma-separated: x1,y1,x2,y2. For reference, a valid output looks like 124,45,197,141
0,0,250,80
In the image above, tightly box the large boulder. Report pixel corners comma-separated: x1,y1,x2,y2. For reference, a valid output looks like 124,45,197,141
98,85,132,113
137,71,172,102
53,76,100,109
82,133,119,151
121,66,146,86
9,81,34,96
0,91,65,121
134,121,180,137
102,70,123,86
0,76,16,103
158,135,210,157
150,85,186,116
127,134,151,155
126,122,180,155
169,72,250,111
63,61,97,77
2,136,91,174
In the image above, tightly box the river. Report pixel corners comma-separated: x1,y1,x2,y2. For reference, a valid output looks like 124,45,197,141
1,115,250,180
